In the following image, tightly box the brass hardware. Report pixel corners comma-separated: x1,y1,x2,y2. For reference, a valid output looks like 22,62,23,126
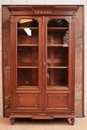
38,113,47,116
64,104,66,106
72,112,75,115
64,95,67,98
35,95,37,97
48,104,51,106
43,62,46,66
35,104,37,106
37,61,46,66
11,113,13,115
48,94,51,97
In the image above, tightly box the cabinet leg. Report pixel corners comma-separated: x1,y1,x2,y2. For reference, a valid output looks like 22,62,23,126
70,118,75,125
10,118,15,125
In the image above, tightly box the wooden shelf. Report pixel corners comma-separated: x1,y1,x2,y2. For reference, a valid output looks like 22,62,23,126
17,66,38,68
48,27,68,31
18,27,38,30
47,66,68,68
18,44,68,47
17,86,38,88
47,44,68,47
17,44,38,46
18,65,68,69
46,86,68,90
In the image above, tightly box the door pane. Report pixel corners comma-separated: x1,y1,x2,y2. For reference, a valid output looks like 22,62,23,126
47,19,68,88
17,19,38,88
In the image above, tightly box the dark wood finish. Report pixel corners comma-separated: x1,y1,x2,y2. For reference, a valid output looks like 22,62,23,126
7,5,78,125
10,118,15,125
70,118,75,125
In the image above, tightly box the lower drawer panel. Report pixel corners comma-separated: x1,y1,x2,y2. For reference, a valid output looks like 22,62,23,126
16,93,40,110
46,93,69,109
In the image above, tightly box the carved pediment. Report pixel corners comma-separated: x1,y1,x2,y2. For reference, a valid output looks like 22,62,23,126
8,5,79,16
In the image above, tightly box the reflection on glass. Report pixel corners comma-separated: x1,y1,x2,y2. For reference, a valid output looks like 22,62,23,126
47,19,68,87
48,19,68,27
18,19,38,27
19,19,33,24
24,28,32,36
47,19,68,45
47,58,51,85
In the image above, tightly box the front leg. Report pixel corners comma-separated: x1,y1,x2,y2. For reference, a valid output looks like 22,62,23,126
70,118,75,125
10,118,15,125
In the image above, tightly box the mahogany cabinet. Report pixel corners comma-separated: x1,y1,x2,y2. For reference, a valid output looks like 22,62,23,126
8,5,78,125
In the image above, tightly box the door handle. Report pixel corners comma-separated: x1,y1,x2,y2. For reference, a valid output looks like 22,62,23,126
40,62,46,66
43,62,46,66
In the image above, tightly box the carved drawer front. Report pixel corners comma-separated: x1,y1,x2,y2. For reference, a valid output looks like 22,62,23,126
46,93,69,109
16,93,39,109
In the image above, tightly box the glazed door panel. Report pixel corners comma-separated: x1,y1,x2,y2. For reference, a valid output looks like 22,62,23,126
10,16,43,111
43,16,74,111
17,18,39,88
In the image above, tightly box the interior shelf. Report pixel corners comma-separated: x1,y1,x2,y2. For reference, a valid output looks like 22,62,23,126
46,86,68,90
47,66,68,68
48,27,68,31
18,27,67,30
47,44,68,47
17,66,38,68
17,86,38,88
18,27,38,30
17,44,38,46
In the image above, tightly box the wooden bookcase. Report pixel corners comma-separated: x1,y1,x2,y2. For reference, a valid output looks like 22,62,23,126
8,5,78,125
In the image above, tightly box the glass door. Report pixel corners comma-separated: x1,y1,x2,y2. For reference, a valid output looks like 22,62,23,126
17,18,39,88
46,19,69,89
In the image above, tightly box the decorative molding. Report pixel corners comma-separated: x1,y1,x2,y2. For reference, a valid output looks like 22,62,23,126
35,10,52,14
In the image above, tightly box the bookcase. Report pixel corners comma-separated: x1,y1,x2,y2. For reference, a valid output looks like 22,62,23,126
8,5,78,125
